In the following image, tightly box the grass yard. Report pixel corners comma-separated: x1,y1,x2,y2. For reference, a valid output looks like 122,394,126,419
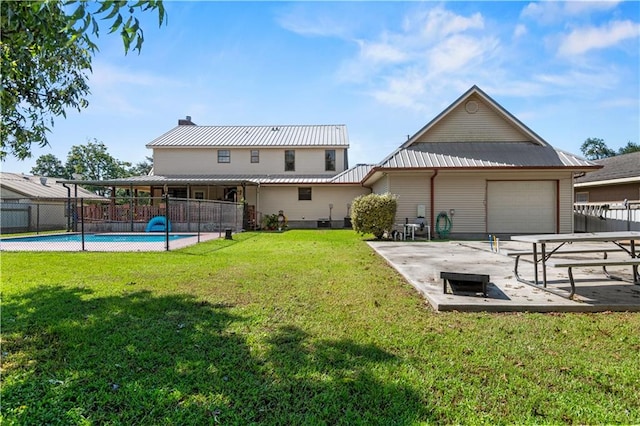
1,230,639,425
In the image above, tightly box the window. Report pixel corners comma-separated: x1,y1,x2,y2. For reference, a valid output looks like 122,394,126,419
194,191,205,200
575,192,589,203
285,150,295,171
298,187,312,201
218,150,230,163
325,149,336,171
251,150,260,163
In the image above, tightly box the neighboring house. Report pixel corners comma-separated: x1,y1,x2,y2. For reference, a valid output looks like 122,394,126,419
573,152,640,203
0,172,96,232
65,85,599,237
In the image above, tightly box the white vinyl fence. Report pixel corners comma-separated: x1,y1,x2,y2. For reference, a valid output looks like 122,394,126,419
574,201,640,232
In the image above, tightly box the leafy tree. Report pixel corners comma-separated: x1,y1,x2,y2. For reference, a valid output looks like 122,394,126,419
129,156,154,176
1,0,166,161
65,139,131,195
30,154,68,178
617,141,640,155
580,137,615,160
351,193,398,240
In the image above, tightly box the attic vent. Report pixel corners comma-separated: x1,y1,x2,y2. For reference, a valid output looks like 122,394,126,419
465,100,479,114
271,127,280,131
40,177,47,185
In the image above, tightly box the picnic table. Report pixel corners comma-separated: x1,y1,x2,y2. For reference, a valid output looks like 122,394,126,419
509,231,640,297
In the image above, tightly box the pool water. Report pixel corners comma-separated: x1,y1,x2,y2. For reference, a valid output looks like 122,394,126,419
0,233,194,243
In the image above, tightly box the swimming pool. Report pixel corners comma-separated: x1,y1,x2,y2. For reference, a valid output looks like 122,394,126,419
1,233,193,243
0,232,221,252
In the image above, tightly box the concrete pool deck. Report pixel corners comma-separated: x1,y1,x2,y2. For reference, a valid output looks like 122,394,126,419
369,240,640,313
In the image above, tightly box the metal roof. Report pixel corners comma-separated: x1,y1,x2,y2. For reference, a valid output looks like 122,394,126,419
146,124,349,148
330,164,375,183
574,152,640,183
1,172,97,198
379,143,598,169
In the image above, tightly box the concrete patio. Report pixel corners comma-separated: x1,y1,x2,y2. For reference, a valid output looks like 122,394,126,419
369,239,640,312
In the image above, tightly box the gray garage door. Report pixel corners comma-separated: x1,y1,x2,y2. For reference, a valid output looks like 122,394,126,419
487,181,556,233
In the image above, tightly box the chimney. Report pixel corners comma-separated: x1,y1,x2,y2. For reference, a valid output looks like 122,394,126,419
178,115,195,126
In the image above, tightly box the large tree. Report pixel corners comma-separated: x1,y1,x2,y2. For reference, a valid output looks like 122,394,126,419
1,0,166,161
580,137,616,160
65,139,131,195
617,141,640,155
30,153,67,178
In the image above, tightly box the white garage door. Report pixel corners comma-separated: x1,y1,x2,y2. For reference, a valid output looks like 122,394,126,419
487,181,556,233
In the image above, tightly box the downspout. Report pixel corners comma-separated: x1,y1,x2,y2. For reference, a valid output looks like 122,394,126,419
430,169,439,237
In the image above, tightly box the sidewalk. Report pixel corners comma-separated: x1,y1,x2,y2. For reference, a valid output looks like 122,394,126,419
369,240,640,312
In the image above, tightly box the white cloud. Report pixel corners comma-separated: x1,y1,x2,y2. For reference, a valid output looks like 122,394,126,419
334,5,500,111
370,69,428,110
407,7,484,38
358,39,407,64
427,35,498,77
514,24,527,38
558,20,640,55
275,4,353,38
521,0,621,23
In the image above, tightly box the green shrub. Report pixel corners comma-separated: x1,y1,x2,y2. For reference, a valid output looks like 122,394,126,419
351,193,397,239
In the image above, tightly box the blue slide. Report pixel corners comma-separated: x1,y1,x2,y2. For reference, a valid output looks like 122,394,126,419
145,216,171,232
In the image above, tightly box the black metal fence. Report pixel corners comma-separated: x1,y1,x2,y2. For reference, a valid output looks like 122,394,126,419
0,195,243,251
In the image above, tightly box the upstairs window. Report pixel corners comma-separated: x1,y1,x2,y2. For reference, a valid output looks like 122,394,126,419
298,187,312,201
325,149,336,171
285,150,295,171
251,150,260,163
218,150,230,163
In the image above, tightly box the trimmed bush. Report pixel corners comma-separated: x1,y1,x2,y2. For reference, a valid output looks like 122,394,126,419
351,193,398,239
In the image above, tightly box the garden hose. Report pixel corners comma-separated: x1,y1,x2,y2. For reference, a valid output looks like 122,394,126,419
436,211,452,239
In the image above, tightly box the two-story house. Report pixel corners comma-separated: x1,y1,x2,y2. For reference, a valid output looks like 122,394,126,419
144,117,371,228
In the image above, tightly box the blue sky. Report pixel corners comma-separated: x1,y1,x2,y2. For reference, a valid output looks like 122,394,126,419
3,0,639,174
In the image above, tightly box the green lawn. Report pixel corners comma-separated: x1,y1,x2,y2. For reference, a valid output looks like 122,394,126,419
2,230,639,425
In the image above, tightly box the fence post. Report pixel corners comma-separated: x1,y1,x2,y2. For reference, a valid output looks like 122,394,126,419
81,198,85,251
36,201,40,234
165,193,170,251
197,200,201,242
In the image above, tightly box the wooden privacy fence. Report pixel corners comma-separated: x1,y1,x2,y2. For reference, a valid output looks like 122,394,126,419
1,196,244,234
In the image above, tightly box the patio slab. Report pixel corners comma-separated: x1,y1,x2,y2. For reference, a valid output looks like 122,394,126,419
369,240,640,313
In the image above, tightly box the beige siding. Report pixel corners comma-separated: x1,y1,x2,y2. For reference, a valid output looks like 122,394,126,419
434,173,486,233
558,176,574,233
371,175,389,194
153,147,347,175
418,95,530,143
258,185,368,221
387,173,431,222
376,170,576,235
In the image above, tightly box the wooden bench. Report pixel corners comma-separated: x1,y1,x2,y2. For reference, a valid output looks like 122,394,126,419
441,272,489,297
546,258,640,297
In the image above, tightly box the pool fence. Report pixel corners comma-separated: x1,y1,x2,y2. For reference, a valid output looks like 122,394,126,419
1,195,244,251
